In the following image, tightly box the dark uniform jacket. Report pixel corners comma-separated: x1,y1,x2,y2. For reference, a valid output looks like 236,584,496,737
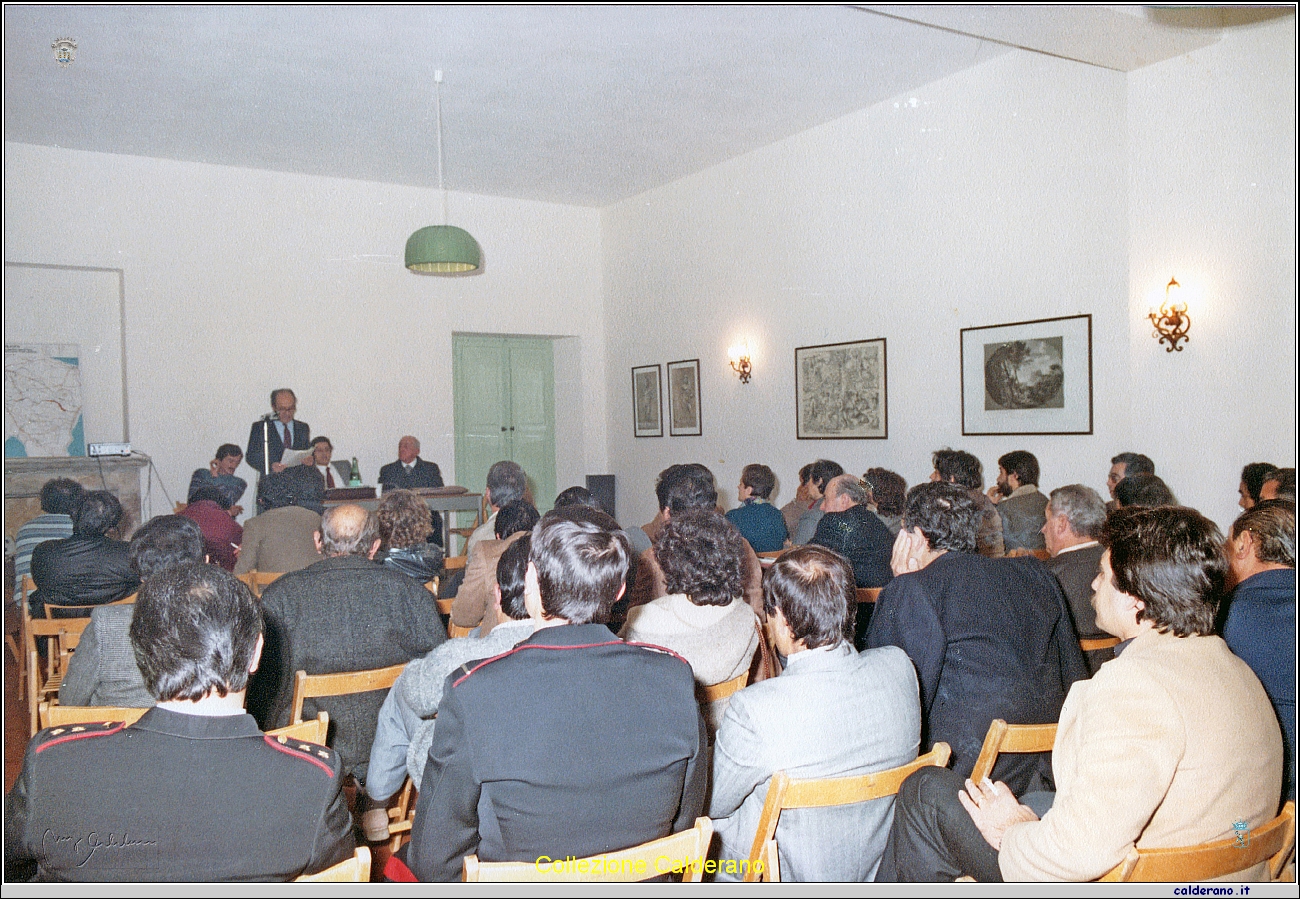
377,458,444,492
866,552,1087,794
4,708,353,882
405,623,708,882
30,536,138,616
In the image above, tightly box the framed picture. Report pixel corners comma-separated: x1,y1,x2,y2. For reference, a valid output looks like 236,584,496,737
631,364,663,438
667,358,702,437
960,314,1092,435
795,338,888,440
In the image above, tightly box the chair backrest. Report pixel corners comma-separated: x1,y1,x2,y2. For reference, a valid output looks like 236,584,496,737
267,711,330,745
444,555,468,571
1099,801,1295,882
447,623,474,639
40,702,149,729
435,596,453,616
969,718,1058,784
290,663,407,725
1079,635,1121,653
41,592,135,618
855,587,882,604
756,550,783,561
698,671,748,703
462,817,714,882
744,742,953,882
237,570,283,598
295,846,371,882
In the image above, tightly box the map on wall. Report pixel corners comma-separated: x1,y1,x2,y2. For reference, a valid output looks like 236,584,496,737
4,343,86,457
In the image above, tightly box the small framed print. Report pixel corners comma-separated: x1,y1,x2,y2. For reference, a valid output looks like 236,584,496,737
631,364,663,438
960,313,1093,435
666,358,702,437
795,338,887,439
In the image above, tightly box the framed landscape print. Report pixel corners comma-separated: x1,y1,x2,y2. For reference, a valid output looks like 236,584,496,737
795,338,887,440
631,364,663,437
960,313,1092,435
667,358,702,436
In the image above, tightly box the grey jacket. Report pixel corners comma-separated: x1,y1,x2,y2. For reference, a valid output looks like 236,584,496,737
58,603,155,709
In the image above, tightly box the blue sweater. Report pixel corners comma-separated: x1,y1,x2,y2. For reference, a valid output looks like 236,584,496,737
726,499,788,553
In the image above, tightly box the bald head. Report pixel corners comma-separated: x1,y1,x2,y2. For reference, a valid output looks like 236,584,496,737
823,474,867,513
318,504,380,558
398,436,420,464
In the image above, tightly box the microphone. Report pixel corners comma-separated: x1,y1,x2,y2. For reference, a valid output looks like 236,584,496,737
260,412,276,421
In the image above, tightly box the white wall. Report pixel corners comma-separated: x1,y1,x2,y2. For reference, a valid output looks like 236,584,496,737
4,143,608,520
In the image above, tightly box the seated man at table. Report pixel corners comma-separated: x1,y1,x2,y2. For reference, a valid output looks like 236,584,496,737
305,436,350,489
6,562,354,881
188,443,249,516
30,490,138,617
878,506,1283,882
379,436,444,492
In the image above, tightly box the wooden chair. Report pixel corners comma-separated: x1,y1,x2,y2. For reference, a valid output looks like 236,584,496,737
699,671,748,703
1079,635,1121,653
289,663,407,726
267,711,330,745
40,592,136,618
435,596,453,617
756,550,783,560
1098,801,1295,882
386,776,418,854
447,622,475,639
969,718,1058,784
855,587,882,604
463,817,715,882
295,846,371,882
444,555,468,572
743,742,953,882
236,570,282,598
25,617,94,735
39,701,149,729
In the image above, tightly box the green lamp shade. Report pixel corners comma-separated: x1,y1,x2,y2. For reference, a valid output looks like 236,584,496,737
405,225,481,273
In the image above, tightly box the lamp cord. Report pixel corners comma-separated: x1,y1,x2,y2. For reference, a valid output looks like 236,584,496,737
435,69,447,226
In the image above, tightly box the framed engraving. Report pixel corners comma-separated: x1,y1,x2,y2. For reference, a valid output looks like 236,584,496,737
795,338,887,440
631,364,663,438
666,358,702,437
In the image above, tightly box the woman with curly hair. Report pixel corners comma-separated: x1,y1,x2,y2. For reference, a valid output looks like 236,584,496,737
376,489,443,583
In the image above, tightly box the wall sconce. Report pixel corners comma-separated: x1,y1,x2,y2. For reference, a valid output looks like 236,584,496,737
728,342,753,384
1148,276,1191,352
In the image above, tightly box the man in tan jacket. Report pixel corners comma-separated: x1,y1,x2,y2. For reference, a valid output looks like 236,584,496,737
878,505,1283,882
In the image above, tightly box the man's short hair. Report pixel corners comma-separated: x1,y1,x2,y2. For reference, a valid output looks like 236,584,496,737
655,463,717,514
188,485,233,510
798,463,813,486
497,535,533,621
807,459,845,494
495,500,540,540
258,465,326,514
128,515,205,579
130,562,263,702
1102,506,1227,637
1241,462,1280,504
1115,473,1177,508
270,388,296,409
657,510,746,608
376,489,433,549
530,515,629,625
72,490,123,538
1263,468,1297,501
998,451,1040,487
319,505,378,556
828,474,869,507
741,464,777,500
1231,502,1296,569
902,482,982,554
1047,485,1107,540
40,477,84,516
215,444,243,461
310,435,332,450
864,468,907,517
1111,452,1155,476
486,461,527,507
931,449,983,490
762,545,854,650
554,485,597,510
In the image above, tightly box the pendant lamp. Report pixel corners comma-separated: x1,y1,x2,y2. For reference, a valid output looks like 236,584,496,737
406,70,482,274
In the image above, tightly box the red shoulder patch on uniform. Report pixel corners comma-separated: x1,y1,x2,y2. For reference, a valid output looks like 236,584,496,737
451,639,626,688
263,735,336,776
34,721,126,753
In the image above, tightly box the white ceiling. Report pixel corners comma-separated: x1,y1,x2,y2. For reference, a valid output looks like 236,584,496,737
3,5,1280,207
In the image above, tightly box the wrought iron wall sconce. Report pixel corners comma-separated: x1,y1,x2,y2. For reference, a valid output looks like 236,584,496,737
728,343,753,384
1149,276,1191,352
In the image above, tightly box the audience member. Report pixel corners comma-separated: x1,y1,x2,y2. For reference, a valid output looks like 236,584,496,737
60,515,206,709
376,489,444,584
710,546,920,881
397,514,706,882
361,536,537,842
1041,485,1110,674
864,467,907,536
879,506,1283,882
252,504,447,776
378,435,444,492
306,435,350,488
930,448,1003,557
1223,500,1296,803
30,490,138,617
791,459,844,545
811,474,893,589
179,486,243,571
246,387,310,479
1261,467,1296,502
188,443,248,515
12,477,83,598
6,563,353,881
780,463,815,540
866,482,1085,790
726,463,788,553
450,500,539,636
1114,472,1177,508
555,485,646,567
1239,462,1279,510
986,450,1048,552
234,467,326,575
622,510,759,734
1105,451,1155,511
465,460,528,558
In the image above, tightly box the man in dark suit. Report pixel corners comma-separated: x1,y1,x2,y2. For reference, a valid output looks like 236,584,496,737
246,387,311,477
396,513,707,882
30,490,138,617
1042,485,1111,674
378,436,444,492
